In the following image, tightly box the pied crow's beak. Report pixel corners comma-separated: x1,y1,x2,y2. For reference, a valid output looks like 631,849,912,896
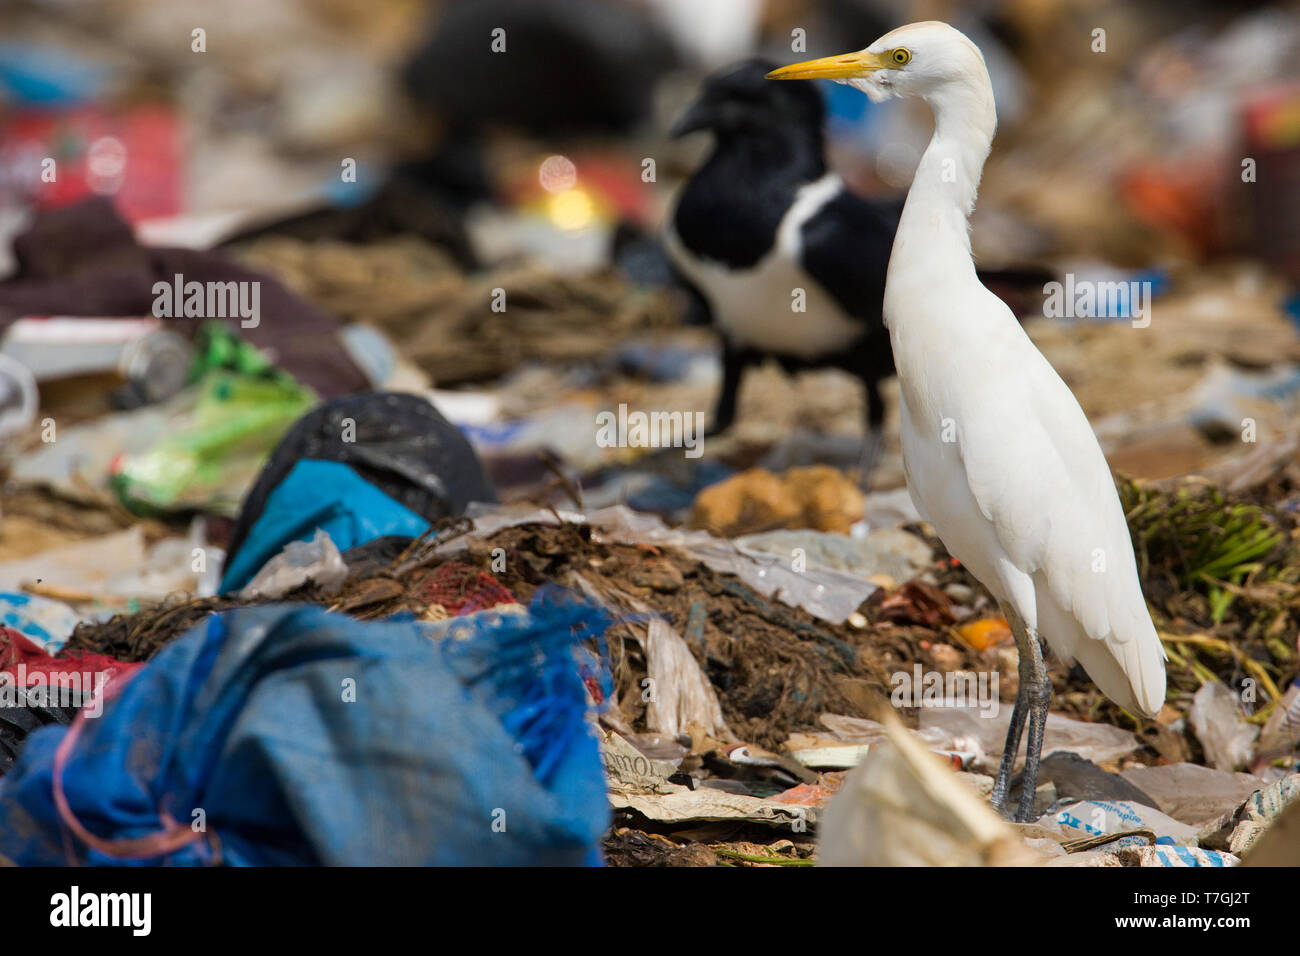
669,99,718,139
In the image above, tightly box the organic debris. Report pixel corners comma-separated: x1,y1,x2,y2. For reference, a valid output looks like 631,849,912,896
1121,477,1290,628
1120,476,1299,729
460,520,894,748
601,828,718,867
64,517,896,749
63,595,242,661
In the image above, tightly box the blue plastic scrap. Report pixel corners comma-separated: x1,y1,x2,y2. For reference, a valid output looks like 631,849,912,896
0,592,82,652
0,586,612,866
219,459,432,594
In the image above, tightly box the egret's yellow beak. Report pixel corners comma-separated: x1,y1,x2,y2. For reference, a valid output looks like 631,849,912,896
765,50,889,81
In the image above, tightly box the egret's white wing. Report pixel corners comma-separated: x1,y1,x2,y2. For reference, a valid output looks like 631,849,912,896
947,292,1167,717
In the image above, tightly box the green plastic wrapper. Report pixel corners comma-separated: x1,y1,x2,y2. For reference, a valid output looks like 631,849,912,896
110,325,317,516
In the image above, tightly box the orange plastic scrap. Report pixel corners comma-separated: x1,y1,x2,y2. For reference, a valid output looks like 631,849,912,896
771,774,846,808
770,783,831,807
955,616,1013,652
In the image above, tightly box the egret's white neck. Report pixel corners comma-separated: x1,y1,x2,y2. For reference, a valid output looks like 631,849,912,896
894,73,997,281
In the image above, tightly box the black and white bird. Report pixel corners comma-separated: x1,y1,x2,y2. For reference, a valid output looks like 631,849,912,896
665,59,1045,471
665,58,900,465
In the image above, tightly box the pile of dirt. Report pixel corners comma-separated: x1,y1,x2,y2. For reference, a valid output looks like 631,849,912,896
457,521,895,748
63,595,243,661
64,516,897,749
602,826,816,867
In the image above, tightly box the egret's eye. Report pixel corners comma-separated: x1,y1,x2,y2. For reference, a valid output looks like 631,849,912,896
890,48,911,66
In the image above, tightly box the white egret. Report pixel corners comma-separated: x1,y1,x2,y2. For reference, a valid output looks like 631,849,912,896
769,22,1167,821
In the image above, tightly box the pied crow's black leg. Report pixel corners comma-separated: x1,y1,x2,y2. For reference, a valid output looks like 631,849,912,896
707,343,748,437
857,376,886,483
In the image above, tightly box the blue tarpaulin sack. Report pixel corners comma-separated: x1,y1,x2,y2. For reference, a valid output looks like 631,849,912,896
0,586,612,866
219,459,432,594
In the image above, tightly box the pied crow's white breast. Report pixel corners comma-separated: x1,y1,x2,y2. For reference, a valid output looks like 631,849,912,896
666,173,872,358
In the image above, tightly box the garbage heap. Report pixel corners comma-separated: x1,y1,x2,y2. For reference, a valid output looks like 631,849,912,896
3,409,1297,864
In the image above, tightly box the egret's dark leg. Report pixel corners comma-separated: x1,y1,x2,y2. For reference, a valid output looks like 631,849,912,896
1016,629,1051,822
991,613,1051,821
990,684,1027,815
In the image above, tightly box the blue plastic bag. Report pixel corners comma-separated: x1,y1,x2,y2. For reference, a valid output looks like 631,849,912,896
0,586,612,865
219,459,432,594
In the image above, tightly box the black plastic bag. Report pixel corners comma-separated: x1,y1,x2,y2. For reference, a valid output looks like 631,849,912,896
223,393,496,578
0,688,75,776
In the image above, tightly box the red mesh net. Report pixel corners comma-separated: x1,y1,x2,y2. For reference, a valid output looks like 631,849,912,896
410,562,517,617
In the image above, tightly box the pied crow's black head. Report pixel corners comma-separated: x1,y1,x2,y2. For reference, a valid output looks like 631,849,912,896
670,58,826,142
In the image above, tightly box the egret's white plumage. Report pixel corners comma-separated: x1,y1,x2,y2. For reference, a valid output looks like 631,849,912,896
770,22,1166,816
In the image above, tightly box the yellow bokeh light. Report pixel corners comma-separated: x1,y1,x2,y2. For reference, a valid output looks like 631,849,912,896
549,188,595,231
